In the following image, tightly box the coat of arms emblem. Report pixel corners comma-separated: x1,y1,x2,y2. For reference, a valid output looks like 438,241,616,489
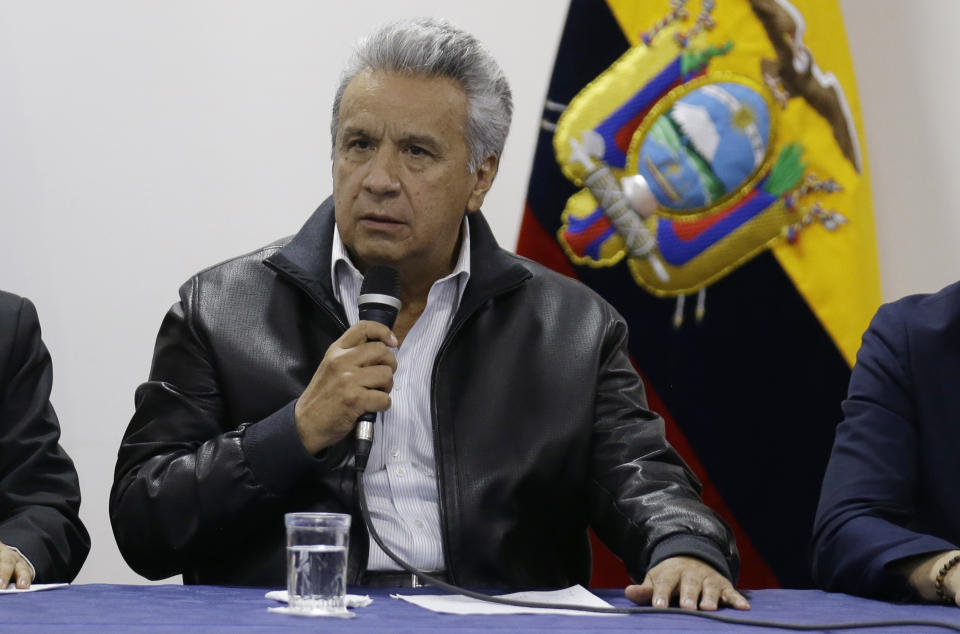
552,0,862,324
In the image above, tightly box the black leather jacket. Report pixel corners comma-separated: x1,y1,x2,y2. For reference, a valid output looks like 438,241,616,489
110,199,739,587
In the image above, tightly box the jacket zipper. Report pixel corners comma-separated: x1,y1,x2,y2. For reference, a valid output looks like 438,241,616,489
430,276,528,583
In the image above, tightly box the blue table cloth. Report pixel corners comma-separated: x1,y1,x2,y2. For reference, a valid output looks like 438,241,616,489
3,584,960,632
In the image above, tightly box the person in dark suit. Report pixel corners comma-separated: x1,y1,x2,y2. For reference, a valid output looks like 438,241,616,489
0,291,89,587
812,280,960,603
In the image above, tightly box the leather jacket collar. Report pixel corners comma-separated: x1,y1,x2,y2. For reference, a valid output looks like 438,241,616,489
263,197,532,320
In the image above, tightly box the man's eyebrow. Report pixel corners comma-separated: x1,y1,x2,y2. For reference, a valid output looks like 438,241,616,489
401,133,443,150
340,126,373,138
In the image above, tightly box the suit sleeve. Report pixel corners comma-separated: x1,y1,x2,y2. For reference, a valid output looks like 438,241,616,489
811,303,955,598
587,315,739,583
0,296,89,582
109,276,342,580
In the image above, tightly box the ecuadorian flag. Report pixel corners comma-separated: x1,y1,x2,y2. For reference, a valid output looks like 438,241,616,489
518,0,881,588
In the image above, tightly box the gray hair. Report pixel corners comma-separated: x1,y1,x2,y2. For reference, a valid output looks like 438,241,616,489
331,18,513,173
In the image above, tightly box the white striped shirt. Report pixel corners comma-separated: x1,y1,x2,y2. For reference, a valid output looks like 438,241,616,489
331,221,470,571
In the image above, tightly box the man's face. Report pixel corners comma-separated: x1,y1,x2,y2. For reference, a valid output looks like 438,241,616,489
333,70,496,280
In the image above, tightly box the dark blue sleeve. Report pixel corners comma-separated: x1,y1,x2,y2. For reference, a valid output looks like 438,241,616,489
811,301,956,598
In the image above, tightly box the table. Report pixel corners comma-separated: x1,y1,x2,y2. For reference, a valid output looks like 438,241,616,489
4,584,960,632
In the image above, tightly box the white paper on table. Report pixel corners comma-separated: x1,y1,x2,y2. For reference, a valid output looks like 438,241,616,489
264,589,372,608
0,583,68,594
267,606,358,619
392,584,622,616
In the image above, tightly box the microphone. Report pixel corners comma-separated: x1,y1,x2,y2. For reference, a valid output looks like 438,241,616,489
354,265,401,472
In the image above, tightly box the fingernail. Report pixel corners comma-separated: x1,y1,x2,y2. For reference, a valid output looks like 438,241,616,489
389,333,398,347
654,597,666,608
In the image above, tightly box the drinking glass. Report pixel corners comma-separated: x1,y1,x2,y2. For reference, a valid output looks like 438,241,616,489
285,512,351,615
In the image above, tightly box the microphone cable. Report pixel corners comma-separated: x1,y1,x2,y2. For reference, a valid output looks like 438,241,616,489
354,472,960,632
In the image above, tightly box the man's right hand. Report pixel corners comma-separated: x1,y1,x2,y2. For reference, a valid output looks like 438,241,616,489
294,321,398,454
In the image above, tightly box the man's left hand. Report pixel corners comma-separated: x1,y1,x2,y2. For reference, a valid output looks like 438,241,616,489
625,555,750,611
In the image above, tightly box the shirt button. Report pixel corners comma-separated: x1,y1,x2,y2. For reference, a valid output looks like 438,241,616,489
390,448,400,458
396,467,406,478
414,520,425,529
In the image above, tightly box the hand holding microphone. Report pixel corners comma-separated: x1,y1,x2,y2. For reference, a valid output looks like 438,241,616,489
293,266,401,458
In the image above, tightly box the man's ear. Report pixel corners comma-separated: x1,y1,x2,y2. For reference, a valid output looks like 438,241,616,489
466,155,499,213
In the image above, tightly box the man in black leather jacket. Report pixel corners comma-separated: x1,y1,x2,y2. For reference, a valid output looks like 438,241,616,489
0,291,90,587
110,18,746,611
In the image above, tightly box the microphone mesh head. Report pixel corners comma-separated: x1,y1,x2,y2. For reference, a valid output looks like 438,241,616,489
360,266,400,298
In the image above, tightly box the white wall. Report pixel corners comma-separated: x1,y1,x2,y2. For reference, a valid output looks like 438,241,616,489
0,1,955,584
840,1,960,299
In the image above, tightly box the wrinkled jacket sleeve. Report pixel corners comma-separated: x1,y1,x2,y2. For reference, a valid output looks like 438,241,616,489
587,316,740,583
109,277,331,580
811,304,954,598
0,296,89,582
